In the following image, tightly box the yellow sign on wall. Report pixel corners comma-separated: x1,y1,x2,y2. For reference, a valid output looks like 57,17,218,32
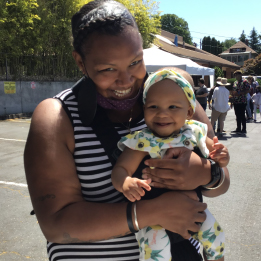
4,82,16,94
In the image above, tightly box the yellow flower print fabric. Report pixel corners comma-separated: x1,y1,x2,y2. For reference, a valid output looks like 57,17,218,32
118,120,209,159
193,209,225,260
137,225,171,261
118,121,225,260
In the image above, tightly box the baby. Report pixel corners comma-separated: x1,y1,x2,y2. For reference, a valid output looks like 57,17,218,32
112,68,229,261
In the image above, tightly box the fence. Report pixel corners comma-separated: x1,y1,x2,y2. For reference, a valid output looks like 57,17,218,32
0,80,75,117
0,53,82,82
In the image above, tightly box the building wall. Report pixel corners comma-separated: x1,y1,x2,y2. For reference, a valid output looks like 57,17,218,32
219,52,259,66
222,67,234,79
0,81,74,116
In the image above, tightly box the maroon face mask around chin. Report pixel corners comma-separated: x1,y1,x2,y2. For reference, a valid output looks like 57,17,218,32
96,86,143,111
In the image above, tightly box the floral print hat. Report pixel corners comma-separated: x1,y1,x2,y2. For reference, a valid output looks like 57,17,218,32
143,68,196,112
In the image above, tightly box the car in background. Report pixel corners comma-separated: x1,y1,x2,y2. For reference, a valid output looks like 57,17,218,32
242,76,261,81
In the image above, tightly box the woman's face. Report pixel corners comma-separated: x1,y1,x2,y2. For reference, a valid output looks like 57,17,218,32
235,74,242,82
74,27,146,100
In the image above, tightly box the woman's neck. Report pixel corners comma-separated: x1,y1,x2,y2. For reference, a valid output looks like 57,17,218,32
106,101,142,123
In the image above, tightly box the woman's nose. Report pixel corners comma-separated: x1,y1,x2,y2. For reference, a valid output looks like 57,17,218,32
116,71,133,87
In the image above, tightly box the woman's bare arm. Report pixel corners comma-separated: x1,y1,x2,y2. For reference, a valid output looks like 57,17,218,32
193,100,214,138
201,167,230,197
24,99,138,243
203,136,230,197
24,99,207,243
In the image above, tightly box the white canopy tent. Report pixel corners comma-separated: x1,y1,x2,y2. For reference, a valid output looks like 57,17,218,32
143,47,215,87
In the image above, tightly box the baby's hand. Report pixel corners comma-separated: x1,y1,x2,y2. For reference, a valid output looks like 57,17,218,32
122,177,151,202
209,136,230,167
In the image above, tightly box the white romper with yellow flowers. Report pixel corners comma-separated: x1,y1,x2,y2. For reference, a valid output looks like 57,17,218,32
118,120,225,261
118,120,209,159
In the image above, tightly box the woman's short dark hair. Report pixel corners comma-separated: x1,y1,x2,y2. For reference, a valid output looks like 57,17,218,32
71,0,138,57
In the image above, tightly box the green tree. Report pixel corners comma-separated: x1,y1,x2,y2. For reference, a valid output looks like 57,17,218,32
160,14,193,44
239,30,247,43
36,0,78,54
222,38,237,51
0,0,40,55
0,0,161,79
202,36,211,53
202,36,223,55
120,0,161,48
249,27,260,53
242,53,261,75
214,66,224,80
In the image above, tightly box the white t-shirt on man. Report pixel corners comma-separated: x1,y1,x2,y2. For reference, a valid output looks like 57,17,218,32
212,86,230,113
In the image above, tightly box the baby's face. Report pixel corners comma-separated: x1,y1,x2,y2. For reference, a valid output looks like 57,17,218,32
144,79,193,137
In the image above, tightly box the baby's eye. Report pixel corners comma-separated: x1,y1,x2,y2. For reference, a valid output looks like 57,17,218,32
169,105,177,109
149,105,157,109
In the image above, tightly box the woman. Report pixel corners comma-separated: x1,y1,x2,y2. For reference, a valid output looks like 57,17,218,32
24,1,230,260
195,78,209,111
247,76,259,119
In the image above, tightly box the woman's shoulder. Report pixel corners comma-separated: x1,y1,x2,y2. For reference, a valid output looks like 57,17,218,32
30,98,74,152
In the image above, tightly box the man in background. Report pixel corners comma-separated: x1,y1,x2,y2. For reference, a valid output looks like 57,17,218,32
208,77,222,132
211,78,230,137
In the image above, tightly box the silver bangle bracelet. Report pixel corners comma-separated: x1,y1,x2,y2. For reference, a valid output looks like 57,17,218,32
203,168,226,190
133,203,140,231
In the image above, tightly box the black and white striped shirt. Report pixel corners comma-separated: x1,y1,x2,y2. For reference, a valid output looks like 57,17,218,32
47,88,200,261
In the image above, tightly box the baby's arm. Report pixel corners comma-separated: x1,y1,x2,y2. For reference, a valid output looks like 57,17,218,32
206,136,230,167
111,148,151,202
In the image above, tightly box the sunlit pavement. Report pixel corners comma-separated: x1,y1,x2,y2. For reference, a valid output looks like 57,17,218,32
1,110,261,260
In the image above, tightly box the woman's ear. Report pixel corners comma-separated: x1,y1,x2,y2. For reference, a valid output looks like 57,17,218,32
187,106,194,120
72,51,86,75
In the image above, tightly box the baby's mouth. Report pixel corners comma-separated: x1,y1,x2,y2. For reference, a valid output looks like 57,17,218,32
155,123,171,126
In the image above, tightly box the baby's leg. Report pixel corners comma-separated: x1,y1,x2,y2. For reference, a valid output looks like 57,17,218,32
135,226,171,261
193,208,225,260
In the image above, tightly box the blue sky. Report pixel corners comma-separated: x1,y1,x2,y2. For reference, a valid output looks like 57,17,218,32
158,0,261,47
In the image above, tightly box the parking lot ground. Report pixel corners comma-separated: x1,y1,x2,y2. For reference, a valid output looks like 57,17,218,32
1,109,261,261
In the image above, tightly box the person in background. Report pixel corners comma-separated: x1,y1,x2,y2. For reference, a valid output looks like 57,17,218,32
210,78,230,137
208,77,222,132
252,87,261,122
245,92,252,121
231,70,250,134
248,76,259,96
248,76,259,118
195,78,208,111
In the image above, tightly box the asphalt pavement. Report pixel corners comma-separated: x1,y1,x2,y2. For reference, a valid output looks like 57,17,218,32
0,108,261,261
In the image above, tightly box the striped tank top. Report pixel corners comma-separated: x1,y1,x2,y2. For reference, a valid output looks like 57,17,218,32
47,88,200,261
